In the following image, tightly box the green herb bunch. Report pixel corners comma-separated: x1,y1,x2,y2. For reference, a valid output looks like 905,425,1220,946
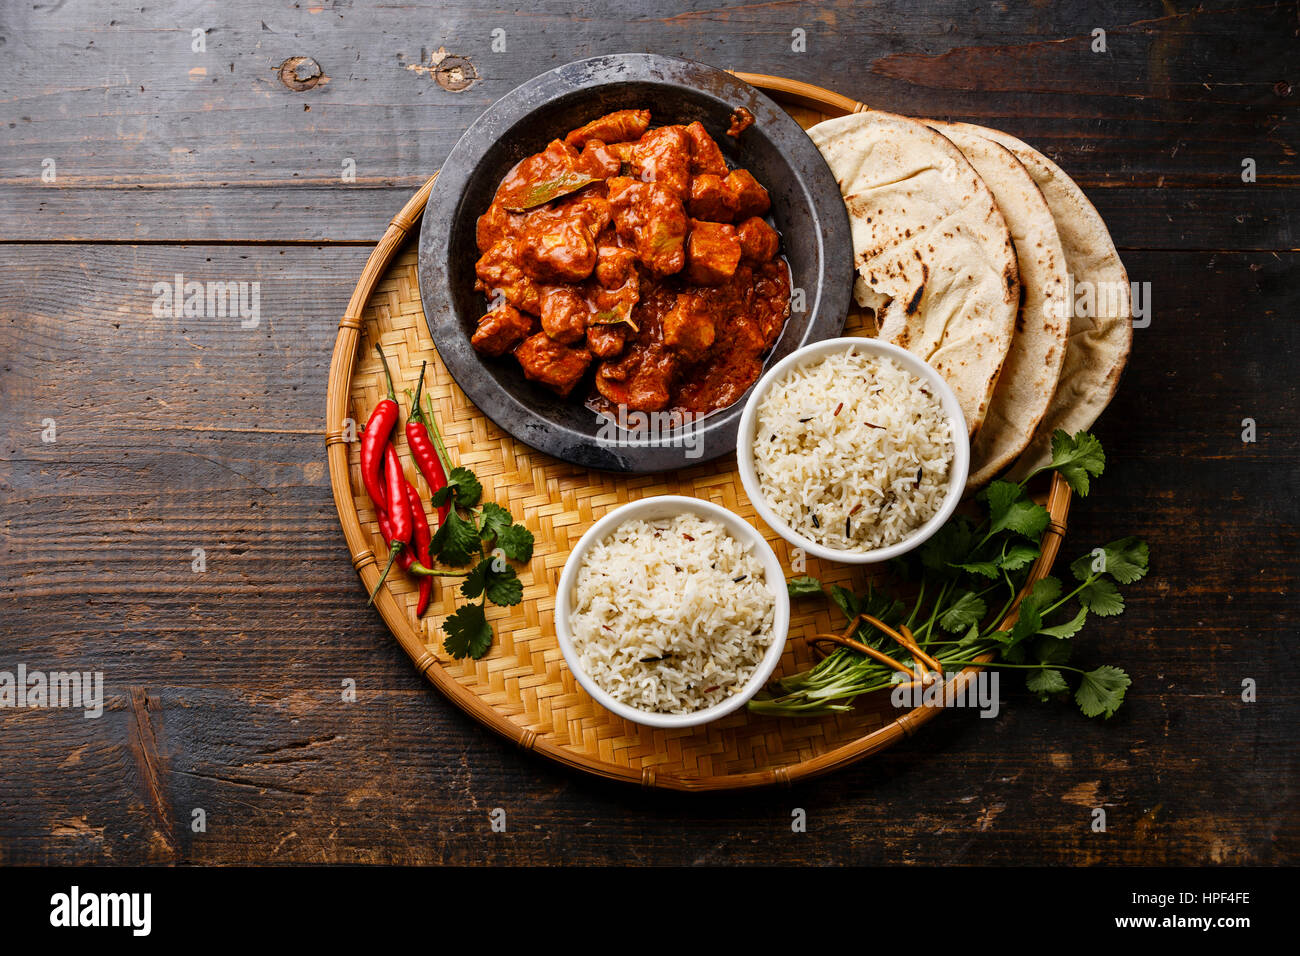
427,466,535,660
750,430,1148,720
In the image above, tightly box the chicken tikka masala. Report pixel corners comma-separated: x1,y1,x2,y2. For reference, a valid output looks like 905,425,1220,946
471,108,791,417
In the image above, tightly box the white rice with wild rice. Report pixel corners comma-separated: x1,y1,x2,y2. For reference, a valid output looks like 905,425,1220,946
568,513,775,714
752,348,954,551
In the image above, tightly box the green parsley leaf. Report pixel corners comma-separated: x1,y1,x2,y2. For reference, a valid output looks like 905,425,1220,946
430,505,482,566
830,585,860,624
1038,606,1088,640
478,502,513,543
786,575,824,598
431,466,483,509
1034,636,1073,665
1046,429,1105,497
954,560,1000,579
1070,537,1150,584
1000,542,1041,572
442,602,493,660
484,564,523,607
920,518,973,573
1026,668,1070,700
938,590,987,633
1078,577,1125,616
460,559,489,600
461,557,523,607
1075,665,1131,718
983,480,1050,541
497,523,535,563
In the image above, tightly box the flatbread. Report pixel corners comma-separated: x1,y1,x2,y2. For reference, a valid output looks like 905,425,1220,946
808,110,1020,436
928,122,1070,488
969,127,1133,478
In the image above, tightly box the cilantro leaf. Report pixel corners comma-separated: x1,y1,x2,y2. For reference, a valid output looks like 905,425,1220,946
938,590,987,633
485,563,523,607
497,523,535,563
920,518,973,573
460,559,489,600
442,602,493,660
1034,636,1073,665
786,575,824,598
461,557,524,607
1003,576,1061,653
431,466,483,509
1026,668,1070,700
1000,542,1040,572
1075,665,1131,718
1037,606,1088,640
830,585,860,624
1078,577,1124,616
1024,575,1062,609
1046,429,1105,497
954,560,1000,579
983,480,1050,541
1070,537,1150,584
430,506,482,566
478,502,513,543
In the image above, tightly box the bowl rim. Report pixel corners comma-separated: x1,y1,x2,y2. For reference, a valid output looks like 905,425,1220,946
416,52,853,474
735,337,971,565
553,494,791,729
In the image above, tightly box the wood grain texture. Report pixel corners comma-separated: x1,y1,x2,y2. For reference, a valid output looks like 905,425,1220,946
0,0,1296,864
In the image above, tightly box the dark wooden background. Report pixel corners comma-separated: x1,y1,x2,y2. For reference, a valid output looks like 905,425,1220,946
1,0,1295,866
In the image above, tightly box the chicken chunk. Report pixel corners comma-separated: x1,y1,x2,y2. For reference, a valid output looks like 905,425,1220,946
663,291,717,354
516,194,609,283
736,216,780,262
514,333,593,396
607,177,689,278
687,173,733,222
539,286,590,345
470,303,534,357
564,109,652,149
628,125,692,199
595,346,676,411
587,322,629,359
683,121,729,176
475,238,542,315
575,139,622,178
725,168,771,220
685,220,742,286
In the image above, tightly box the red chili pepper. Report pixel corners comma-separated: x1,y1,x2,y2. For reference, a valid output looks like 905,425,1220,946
368,443,413,605
360,344,401,512
406,479,434,616
405,361,452,527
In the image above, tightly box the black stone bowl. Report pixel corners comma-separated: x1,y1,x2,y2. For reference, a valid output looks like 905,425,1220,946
417,53,852,472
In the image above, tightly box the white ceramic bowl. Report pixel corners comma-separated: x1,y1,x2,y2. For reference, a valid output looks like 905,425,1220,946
736,337,970,565
553,495,790,729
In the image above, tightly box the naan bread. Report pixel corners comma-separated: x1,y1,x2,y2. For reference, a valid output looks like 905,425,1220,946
970,128,1133,479
928,122,1070,488
809,111,1020,436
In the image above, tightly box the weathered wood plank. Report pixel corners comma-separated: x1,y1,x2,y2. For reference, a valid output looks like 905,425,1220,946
0,186,1293,249
1,0,1295,241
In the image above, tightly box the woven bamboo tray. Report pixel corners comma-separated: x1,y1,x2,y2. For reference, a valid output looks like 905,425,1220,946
325,74,1072,790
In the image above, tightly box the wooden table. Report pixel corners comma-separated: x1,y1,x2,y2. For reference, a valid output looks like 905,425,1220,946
1,0,1295,866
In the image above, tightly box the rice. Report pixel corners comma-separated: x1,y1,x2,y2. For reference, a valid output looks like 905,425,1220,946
752,348,954,551
568,513,776,714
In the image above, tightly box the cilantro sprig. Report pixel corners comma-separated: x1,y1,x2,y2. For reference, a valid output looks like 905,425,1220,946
422,454,534,661
762,430,1148,721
